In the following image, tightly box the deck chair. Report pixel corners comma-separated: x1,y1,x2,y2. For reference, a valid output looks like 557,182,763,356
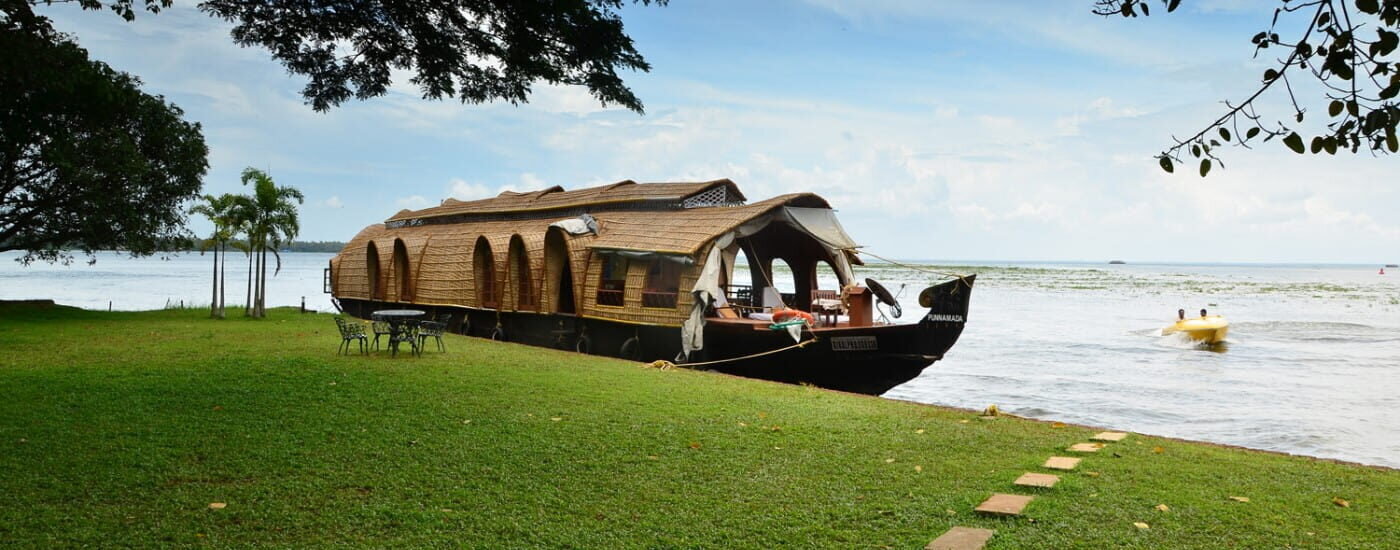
713,293,740,319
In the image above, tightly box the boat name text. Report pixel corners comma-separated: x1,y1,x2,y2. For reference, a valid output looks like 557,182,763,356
831,336,878,351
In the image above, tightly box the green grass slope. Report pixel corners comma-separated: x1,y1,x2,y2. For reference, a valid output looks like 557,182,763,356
0,304,1395,548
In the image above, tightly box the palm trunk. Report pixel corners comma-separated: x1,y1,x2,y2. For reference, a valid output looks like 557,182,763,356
218,243,227,318
210,245,218,317
257,245,266,318
244,245,253,316
262,246,270,316
253,243,263,318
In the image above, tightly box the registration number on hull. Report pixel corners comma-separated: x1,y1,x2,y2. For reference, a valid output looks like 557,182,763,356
831,336,878,351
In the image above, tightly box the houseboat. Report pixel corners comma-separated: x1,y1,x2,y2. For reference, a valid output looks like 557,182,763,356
327,179,975,395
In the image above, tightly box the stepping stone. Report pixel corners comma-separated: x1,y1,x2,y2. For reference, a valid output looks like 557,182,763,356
926,526,996,550
1014,472,1060,488
1092,431,1128,442
974,493,1034,516
1043,456,1081,470
1068,443,1103,452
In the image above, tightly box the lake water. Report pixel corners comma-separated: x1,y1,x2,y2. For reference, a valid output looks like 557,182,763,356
0,251,338,313
3,252,1398,468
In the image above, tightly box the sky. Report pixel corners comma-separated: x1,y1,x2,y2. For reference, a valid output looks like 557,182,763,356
39,0,1400,263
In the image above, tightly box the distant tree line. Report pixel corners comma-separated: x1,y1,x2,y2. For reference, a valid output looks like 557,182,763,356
277,241,346,253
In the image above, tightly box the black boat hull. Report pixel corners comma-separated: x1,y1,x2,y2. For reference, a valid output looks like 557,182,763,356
336,275,974,395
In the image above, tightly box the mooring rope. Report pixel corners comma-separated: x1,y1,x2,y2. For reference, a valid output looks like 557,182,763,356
854,249,969,283
644,337,818,370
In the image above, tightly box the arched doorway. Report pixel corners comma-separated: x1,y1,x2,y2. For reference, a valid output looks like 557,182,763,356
507,235,536,311
473,236,497,308
544,228,575,314
392,239,411,302
366,241,381,300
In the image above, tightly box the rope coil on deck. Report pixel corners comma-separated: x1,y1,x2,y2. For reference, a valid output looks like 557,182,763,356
643,337,818,370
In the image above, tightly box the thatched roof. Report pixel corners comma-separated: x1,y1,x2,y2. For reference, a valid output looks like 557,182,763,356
386,179,746,222
587,193,830,256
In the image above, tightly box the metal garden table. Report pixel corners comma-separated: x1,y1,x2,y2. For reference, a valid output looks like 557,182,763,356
373,309,426,357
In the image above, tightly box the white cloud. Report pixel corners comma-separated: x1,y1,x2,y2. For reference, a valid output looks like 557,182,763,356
498,172,550,193
527,85,621,115
323,196,344,209
448,179,493,201
1057,97,1145,135
395,195,431,210
447,174,552,201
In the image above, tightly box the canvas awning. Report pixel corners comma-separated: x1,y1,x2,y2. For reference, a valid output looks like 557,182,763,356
781,207,860,251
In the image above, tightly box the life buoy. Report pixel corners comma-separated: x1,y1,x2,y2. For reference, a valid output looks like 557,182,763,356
771,308,815,326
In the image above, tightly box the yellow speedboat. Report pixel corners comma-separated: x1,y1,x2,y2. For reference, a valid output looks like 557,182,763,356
1162,315,1229,343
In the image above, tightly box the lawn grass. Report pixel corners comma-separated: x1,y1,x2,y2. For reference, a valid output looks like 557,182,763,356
0,303,1396,548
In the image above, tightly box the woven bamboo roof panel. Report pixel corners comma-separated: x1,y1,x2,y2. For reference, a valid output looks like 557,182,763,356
587,193,827,255
385,179,745,221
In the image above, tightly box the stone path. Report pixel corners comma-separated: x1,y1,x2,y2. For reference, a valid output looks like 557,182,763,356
1043,456,1081,470
1091,431,1128,442
1013,472,1060,488
926,526,995,550
928,426,1134,549
974,493,1034,516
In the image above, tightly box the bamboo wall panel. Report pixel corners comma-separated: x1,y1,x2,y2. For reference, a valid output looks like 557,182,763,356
333,225,387,299
578,248,697,327
414,226,475,307
369,235,400,302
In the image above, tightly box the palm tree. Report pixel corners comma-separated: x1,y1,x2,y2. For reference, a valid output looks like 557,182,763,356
239,168,303,318
189,194,240,319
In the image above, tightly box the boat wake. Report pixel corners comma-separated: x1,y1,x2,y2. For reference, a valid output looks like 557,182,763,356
1231,320,1399,343
1153,331,1230,351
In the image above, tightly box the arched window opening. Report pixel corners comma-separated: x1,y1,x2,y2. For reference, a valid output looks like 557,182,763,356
811,259,841,313
596,254,628,307
366,242,381,300
544,229,575,314
393,239,411,301
642,259,682,309
473,237,497,309
767,258,795,309
509,236,536,310
722,247,754,307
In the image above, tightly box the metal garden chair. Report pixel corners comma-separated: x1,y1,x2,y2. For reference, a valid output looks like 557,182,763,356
370,317,393,351
334,316,369,355
417,320,447,353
